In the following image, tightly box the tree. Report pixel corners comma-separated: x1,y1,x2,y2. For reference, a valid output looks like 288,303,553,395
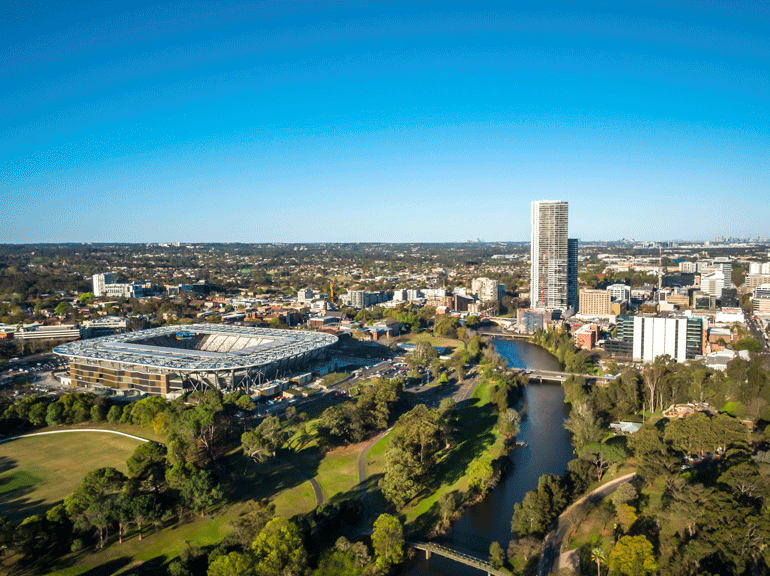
511,474,568,538
564,402,605,452
438,491,457,524
229,499,276,551
608,535,656,576
579,442,626,482
413,340,438,363
642,355,670,414
126,441,168,492
591,547,607,576
242,416,287,464
46,402,64,427
107,404,122,424
615,503,638,534
372,513,404,569
166,462,222,517
611,482,637,508
208,551,255,576
64,467,126,549
251,517,308,576
489,541,504,570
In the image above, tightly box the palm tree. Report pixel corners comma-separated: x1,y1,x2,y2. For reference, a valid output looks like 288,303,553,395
591,547,606,576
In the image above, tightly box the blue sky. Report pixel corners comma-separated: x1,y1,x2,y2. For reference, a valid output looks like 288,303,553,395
1,1,768,243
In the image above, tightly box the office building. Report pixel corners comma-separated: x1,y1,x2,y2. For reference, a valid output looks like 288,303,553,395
530,200,577,316
631,316,703,363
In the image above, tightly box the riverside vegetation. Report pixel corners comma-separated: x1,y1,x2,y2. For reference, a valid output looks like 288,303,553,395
502,348,770,576
0,328,527,575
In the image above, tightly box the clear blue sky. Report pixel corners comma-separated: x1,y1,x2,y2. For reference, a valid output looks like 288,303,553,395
1,1,768,243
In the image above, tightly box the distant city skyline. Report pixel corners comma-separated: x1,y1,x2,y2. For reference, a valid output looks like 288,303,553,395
1,1,769,244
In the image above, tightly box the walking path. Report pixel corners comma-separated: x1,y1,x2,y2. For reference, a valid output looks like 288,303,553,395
537,472,637,576
0,428,150,445
286,458,324,507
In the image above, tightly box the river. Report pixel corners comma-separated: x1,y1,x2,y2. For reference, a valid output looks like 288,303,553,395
401,339,574,575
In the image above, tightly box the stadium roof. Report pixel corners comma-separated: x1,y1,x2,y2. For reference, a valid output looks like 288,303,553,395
54,324,337,372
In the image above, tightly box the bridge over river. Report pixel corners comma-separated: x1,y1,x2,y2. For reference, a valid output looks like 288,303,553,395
409,542,507,576
514,368,615,385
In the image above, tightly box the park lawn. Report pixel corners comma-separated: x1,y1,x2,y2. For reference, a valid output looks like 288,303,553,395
315,449,360,503
365,431,392,477
0,432,146,522
44,509,234,576
37,421,164,442
405,333,466,352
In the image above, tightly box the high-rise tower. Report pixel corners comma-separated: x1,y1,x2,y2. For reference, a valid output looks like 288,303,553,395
530,200,577,316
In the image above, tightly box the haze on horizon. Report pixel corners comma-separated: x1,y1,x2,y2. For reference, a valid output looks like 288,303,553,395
1,1,768,244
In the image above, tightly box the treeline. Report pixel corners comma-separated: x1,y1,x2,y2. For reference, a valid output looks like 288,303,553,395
381,350,525,511
314,377,403,451
530,328,597,374
564,353,770,425
505,351,770,576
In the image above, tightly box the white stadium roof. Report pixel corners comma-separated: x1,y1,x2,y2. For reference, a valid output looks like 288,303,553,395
54,324,337,372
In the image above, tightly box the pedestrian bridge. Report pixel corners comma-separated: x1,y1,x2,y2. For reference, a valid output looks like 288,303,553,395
409,541,507,576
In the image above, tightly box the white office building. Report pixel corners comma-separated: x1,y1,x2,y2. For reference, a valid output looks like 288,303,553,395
631,315,703,363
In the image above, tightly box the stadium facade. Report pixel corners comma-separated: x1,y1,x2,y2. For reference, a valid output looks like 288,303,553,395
54,324,338,397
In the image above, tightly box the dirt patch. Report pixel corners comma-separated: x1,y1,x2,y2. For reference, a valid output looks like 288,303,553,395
327,440,369,456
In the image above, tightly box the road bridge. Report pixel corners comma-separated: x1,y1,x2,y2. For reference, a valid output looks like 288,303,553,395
409,542,507,576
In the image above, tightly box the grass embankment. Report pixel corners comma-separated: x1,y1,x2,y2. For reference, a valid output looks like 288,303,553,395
0,432,146,522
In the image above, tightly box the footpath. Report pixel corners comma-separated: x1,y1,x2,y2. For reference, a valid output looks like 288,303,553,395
536,472,637,576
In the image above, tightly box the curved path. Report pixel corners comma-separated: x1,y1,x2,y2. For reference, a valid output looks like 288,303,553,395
286,458,324,507
537,472,637,576
0,428,150,445
358,427,393,485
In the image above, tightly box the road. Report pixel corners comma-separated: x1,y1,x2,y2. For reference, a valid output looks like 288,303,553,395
537,473,637,576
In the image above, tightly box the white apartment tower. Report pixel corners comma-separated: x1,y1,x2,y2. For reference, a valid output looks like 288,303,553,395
531,201,577,315
92,272,115,297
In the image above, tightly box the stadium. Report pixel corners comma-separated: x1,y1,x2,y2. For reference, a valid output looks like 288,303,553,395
53,324,338,397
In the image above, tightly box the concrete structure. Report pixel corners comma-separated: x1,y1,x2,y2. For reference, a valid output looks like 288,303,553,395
574,324,598,350
701,270,725,299
341,290,387,309
531,200,577,316
92,273,115,297
517,308,551,333
578,289,612,316
3,323,85,341
103,282,144,299
568,238,579,313
631,316,703,363
607,283,631,304
472,277,504,302
296,288,314,303
54,324,337,397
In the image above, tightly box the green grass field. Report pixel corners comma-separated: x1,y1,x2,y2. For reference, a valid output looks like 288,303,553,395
404,333,466,352
0,432,146,522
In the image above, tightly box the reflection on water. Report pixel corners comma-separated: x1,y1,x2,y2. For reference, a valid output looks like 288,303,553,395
400,339,574,575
